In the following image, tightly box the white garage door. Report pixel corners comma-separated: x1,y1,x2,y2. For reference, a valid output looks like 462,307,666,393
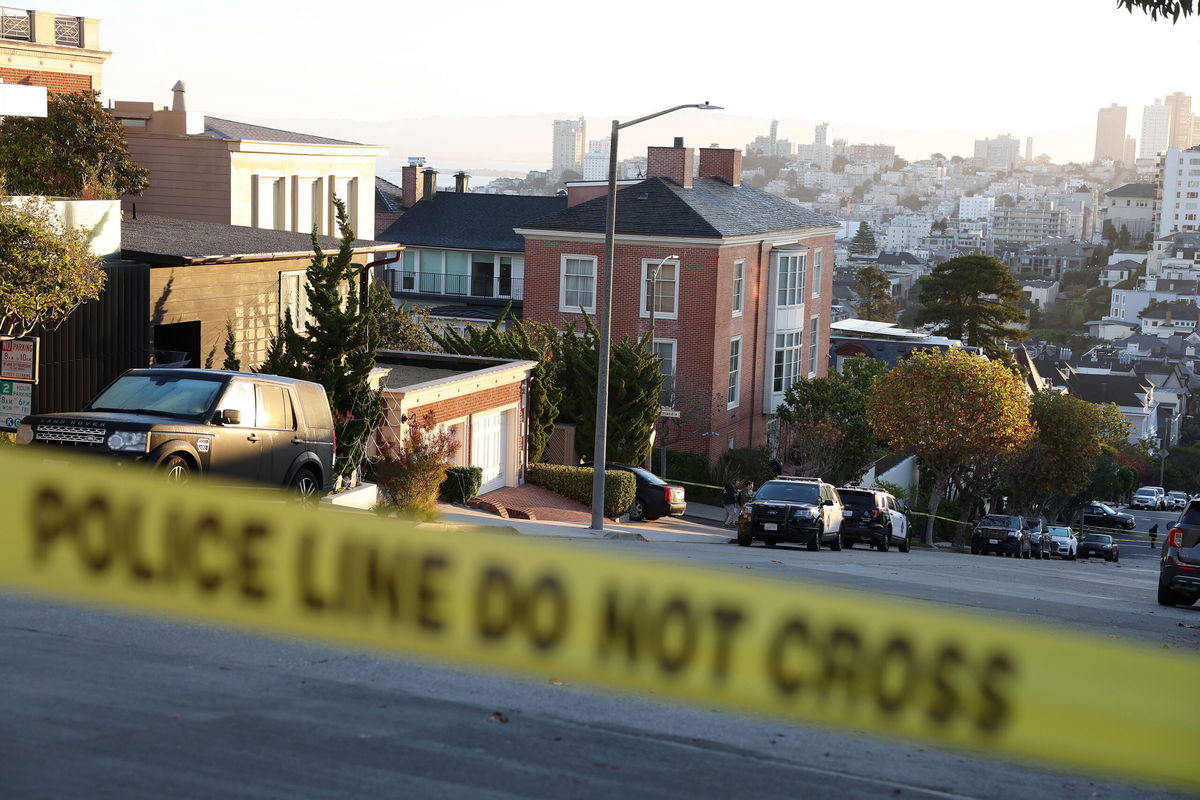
472,411,507,493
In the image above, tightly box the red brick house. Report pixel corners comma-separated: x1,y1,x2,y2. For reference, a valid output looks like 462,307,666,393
516,141,839,463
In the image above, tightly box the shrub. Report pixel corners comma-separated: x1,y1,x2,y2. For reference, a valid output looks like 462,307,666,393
670,479,723,507
663,449,711,483
714,448,776,487
374,411,457,520
440,465,483,504
526,463,636,517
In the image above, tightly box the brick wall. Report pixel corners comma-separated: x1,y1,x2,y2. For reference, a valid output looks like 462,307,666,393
647,146,693,188
405,382,521,427
0,66,92,94
525,231,838,465
698,148,742,186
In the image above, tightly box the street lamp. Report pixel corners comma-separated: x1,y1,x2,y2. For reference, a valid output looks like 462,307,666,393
590,102,722,531
1159,438,1169,489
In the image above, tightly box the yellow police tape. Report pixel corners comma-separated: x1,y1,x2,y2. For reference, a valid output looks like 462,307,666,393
0,446,1196,790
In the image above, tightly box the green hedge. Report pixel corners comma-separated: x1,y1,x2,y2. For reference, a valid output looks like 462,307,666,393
526,463,636,517
440,466,483,503
671,479,723,507
662,449,712,483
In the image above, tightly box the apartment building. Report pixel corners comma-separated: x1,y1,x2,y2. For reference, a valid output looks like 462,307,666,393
517,140,839,463
990,200,1074,245
1142,99,1171,158
1157,146,1200,237
551,118,586,177
1101,183,1158,240
110,83,386,238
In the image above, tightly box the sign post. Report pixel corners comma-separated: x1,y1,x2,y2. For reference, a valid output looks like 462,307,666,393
0,337,38,383
0,380,32,430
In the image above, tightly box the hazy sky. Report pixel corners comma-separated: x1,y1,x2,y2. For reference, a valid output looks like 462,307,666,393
84,0,1197,171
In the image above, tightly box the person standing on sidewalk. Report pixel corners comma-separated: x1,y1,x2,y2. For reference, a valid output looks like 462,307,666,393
1149,523,1158,549
723,481,740,527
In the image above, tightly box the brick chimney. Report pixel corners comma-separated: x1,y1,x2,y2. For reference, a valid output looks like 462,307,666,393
454,171,470,193
401,164,425,207
647,137,693,188
699,147,742,186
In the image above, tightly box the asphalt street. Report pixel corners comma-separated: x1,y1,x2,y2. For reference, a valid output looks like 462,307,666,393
1,507,1196,800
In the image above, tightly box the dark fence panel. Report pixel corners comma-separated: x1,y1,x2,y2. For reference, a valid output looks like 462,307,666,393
33,260,150,414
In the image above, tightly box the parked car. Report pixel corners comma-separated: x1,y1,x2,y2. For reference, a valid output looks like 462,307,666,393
836,487,911,552
1159,498,1200,607
1081,502,1137,531
1166,491,1189,512
1028,518,1054,560
15,368,335,498
970,515,1031,558
1130,487,1163,511
1144,486,1167,509
1046,525,1078,560
584,463,685,522
737,476,843,551
1078,533,1120,562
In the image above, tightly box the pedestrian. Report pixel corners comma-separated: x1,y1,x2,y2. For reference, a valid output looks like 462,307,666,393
723,480,740,527
738,480,756,511
1149,523,1158,549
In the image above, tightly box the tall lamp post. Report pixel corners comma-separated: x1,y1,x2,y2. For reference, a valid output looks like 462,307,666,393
590,102,722,531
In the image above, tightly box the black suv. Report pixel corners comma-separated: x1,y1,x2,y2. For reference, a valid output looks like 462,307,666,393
836,486,910,552
1081,502,1136,531
585,463,685,521
1158,499,1200,607
737,477,843,551
970,515,1032,558
16,368,335,497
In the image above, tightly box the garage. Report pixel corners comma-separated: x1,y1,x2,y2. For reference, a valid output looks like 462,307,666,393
472,411,508,494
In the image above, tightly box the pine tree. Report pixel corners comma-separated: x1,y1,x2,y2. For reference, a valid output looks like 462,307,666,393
1117,224,1132,250
914,254,1027,362
222,319,241,371
851,265,899,321
849,221,878,255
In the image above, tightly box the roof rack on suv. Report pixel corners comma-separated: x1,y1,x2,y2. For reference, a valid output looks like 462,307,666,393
771,475,821,482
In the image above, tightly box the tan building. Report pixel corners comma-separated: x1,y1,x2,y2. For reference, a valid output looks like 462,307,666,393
110,83,387,239
0,6,107,93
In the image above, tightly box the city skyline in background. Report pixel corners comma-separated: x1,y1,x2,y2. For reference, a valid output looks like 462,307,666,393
72,0,1200,179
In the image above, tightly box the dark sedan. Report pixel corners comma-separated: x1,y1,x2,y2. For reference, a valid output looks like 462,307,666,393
1078,533,1120,562
586,463,685,522
1081,502,1136,531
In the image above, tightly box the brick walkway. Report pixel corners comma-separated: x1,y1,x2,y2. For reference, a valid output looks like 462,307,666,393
477,484,600,524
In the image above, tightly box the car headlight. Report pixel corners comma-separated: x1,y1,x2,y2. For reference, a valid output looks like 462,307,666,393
15,424,33,445
106,430,148,452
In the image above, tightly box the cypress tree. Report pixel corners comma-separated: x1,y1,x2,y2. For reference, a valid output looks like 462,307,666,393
222,319,241,371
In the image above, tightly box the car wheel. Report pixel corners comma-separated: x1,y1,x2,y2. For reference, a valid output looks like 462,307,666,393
737,531,752,547
161,454,191,484
628,498,646,522
877,538,888,552
1105,553,1114,562
807,526,821,552
1022,547,1031,560
290,468,322,504
1158,583,1181,607
830,533,842,551
1114,553,1120,563
899,538,910,553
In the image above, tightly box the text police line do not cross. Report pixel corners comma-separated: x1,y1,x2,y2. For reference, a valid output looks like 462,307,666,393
0,447,1196,791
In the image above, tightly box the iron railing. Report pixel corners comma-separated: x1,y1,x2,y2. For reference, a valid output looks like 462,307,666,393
385,269,524,301
0,7,31,41
53,14,80,47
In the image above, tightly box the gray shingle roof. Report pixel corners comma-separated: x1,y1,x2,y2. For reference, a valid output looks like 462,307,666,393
1105,183,1158,199
1065,372,1151,406
203,117,366,146
522,177,838,238
377,192,567,252
122,216,389,265
375,177,406,213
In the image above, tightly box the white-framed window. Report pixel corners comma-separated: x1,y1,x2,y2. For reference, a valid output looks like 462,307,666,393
732,259,745,317
808,316,820,376
728,336,742,409
812,249,823,298
652,338,676,407
640,258,680,320
560,255,597,313
773,331,802,393
280,270,311,334
777,253,806,307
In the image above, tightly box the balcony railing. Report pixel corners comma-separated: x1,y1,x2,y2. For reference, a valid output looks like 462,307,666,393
0,7,31,40
53,14,80,46
385,269,524,302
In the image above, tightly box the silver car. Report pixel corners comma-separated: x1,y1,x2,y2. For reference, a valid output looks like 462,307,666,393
1167,491,1189,511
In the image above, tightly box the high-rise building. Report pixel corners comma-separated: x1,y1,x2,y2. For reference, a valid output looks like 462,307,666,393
581,137,611,181
1123,136,1138,167
1156,146,1200,237
552,117,586,177
744,120,792,158
1141,99,1171,158
1025,137,1033,163
1094,103,1127,163
814,122,829,146
1165,92,1193,150
974,134,1021,172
